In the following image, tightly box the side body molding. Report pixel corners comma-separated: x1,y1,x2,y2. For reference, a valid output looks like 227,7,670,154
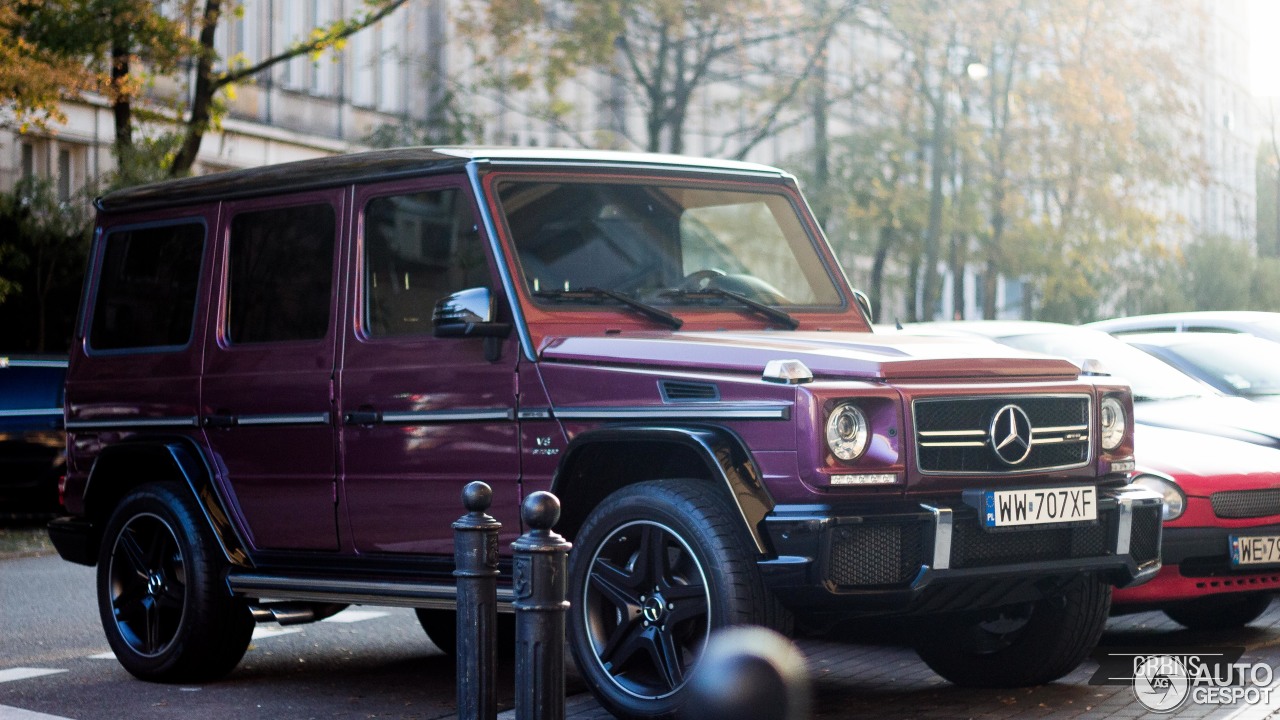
551,425,775,554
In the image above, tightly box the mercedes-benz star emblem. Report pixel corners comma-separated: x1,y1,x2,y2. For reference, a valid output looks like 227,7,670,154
989,404,1033,465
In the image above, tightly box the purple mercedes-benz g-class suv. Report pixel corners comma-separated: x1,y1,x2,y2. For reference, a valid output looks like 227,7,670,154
49,147,1161,719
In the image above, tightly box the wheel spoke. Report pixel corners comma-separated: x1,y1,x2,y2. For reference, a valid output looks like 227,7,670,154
113,581,148,615
142,596,162,654
665,590,708,627
116,527,151,578
648,625,685,690
637,525,669,588
590,556,643,610
598,618,647,672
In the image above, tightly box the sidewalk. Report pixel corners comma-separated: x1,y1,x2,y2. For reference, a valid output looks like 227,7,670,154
501,604,1280,720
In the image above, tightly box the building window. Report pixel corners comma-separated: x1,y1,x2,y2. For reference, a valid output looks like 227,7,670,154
57,149,72,201
20,142,34,179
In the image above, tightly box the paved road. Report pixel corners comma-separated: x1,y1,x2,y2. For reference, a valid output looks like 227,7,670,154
6,524,1280,720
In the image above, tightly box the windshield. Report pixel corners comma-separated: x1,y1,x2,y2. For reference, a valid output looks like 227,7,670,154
1158,337,1280,397
495,179,842,308
997,330,1215,401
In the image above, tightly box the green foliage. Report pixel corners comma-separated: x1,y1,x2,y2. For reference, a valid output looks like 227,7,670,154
0,178,93,352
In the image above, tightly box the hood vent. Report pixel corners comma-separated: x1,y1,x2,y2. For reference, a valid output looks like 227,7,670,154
659,380,720,403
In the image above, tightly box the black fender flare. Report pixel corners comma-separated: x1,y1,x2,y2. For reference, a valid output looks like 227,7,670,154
550,425,774,554
84,439,252,567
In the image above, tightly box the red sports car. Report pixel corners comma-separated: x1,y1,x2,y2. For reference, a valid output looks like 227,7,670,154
1117,423,1280,628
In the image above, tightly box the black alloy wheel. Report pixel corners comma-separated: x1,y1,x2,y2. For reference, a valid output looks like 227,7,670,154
97,483,253,682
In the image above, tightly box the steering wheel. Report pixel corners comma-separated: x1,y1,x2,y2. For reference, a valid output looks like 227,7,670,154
677,268,726,292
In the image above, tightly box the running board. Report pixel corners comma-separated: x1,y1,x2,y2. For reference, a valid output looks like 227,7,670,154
227,571,516,611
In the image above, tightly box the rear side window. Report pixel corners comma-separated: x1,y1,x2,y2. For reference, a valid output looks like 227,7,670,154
227,204,336,344
89,222,204,351
363,188,487,337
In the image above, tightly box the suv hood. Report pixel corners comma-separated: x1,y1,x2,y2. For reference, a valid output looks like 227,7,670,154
539,331,1082,382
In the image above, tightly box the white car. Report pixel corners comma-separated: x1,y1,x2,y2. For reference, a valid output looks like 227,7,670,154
1088,311,1280,343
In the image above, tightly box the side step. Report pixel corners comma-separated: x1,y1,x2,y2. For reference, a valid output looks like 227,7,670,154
227,571,516,611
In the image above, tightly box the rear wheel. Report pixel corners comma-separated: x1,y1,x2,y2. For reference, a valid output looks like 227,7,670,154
1164,593,1272,631
567,479,781,720
913,574,1111,687
97,483,254,682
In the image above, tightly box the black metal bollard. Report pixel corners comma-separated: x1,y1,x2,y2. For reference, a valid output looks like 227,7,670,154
454,481,502,720
512,491,573,720
682,626,811,720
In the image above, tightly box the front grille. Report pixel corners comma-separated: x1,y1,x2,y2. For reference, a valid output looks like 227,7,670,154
1130,505,1162,564
1212,489,1280,519
827,524,925,586
950,522,1107,569
914,396,1091,474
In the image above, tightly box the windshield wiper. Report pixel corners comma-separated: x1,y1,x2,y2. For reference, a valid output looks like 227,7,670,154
535,287,683,329
665,288,799,330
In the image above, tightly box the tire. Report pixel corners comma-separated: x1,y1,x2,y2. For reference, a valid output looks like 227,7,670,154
1164,593,1272,631
567,479,780,720
96,483,254,682
913,574,1111,687
414,608,516,656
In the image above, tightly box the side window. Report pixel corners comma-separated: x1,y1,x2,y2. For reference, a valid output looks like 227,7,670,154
89,222,204,351
363,188,487,337
227,203,336,344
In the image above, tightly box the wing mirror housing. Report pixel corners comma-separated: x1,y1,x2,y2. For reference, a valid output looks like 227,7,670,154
433,287,511,339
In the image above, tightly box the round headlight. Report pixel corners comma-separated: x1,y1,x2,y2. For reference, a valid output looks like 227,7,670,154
1130,472,1186,521
1100,396,1126,451
826,403,870,461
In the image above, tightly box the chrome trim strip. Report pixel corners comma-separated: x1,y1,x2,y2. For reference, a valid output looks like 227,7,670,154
1034,424,1088,433
228,573,516,610
66,416,200,429
918,429,986,437
920,441,986,448
380,409,514,424
517,409,553,420
1115,495,1133,556
552,404,790,421
236,413,331,427
0,408,62,418
921,504,953,571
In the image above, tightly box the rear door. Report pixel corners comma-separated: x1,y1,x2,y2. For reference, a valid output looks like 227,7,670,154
201,190,345,552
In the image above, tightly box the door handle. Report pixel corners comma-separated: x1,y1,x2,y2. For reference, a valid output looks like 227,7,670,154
343,410,381,425
204,414,237,428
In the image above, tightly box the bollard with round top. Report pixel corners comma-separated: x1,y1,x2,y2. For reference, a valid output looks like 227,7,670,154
512,491,573,720
454,481,502,720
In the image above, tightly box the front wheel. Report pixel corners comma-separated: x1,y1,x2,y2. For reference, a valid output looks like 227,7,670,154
913,574,1111,687
97,483,254,682
567,480,779,720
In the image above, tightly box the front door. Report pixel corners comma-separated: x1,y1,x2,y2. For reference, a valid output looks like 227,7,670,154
201,190,345,552
338,178,521,555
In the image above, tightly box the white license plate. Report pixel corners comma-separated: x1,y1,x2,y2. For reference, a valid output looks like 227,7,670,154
982,486,1098,528
1230,535,1280,566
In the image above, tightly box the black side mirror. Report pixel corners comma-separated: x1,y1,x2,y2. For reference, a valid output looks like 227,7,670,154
433,287,511,339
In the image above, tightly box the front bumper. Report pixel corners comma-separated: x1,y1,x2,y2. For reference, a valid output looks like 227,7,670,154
1115,523,1280,604
758,486,1163,617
